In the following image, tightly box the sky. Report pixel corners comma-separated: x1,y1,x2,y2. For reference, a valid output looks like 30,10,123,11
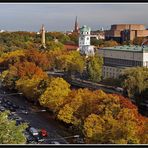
0,3,148,32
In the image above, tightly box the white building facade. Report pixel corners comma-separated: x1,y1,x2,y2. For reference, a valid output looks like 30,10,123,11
78,25,94,56
97,45,148,79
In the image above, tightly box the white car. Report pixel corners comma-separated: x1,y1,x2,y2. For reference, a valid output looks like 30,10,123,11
29,127,39,136
51,141,60,145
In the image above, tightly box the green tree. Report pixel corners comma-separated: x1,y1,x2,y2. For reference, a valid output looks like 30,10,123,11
0,111,27,144
46,41,64,51
119,67,148,103
87,55,103,82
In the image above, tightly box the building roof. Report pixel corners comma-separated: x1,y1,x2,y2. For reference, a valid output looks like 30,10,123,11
80,25,91,32
64,44,78,51
101,45,148,52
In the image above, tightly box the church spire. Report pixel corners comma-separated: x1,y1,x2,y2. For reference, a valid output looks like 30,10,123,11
74,16,79,33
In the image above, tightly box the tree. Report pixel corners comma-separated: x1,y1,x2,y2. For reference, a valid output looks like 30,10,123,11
103,40,119,47
57,88,147,144
24,49,50,70
16,76,48,102
119,67,148,103
91,38,104,47
0,50,25,68
46,41,64,51
0,111,27,144
39,77,71,113
133,37,145,45
87,55,103,82
68,32,79,45
2,61,48,90
55,51,85,76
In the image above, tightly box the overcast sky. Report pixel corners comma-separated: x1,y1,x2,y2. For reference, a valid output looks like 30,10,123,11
0,3,148,32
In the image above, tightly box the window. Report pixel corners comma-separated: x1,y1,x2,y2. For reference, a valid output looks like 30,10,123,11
87,37,89,40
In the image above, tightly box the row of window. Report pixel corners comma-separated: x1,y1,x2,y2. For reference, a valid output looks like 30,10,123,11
104,57,143,67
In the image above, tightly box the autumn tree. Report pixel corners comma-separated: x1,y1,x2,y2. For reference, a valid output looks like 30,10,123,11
133,37,145,45
68,32,79,45
103,40,119,47
0,111,27,144
2,61,47,90
24,49,50,70
16,75,48,103
57,88,147,144
0,50,25,68
55,51,85,76
39,77,71,113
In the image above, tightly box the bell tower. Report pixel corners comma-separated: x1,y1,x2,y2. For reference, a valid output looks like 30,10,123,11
78,25,94,56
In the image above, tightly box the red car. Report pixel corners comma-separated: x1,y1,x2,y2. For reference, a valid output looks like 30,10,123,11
40,128,48,137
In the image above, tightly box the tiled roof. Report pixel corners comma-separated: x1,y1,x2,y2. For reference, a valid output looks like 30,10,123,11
64,44,78,51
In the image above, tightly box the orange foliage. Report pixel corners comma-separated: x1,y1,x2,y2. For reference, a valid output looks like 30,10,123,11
12,61,48,79
25,49,50,70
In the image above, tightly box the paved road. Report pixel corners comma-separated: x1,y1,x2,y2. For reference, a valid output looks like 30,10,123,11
0,89,71,144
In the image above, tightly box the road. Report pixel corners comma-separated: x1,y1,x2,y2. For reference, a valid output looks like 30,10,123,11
46,71,122,94
0,88,73,144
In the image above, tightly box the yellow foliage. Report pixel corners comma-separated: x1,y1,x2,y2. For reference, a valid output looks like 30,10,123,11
39,77,71,112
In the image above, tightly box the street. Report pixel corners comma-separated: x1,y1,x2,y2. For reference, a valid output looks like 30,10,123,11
0,88,75,144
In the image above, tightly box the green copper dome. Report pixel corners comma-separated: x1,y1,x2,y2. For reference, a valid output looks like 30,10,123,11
80,25,91,32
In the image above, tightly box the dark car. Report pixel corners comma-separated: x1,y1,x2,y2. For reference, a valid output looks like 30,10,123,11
6,101,13,106
3,98,7,103
12,104,19,109
9,106,16,112
0,106,5,112
24,131,37,144
34,134,44,143
20,106,26,110
16,119,27,126
3,103,9,108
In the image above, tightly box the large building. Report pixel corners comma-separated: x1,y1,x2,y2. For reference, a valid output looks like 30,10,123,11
97,45,148,79
78,25,94,56
105,24,148,43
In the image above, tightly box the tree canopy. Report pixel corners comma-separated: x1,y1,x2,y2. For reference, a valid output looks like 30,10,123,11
0,111,27,144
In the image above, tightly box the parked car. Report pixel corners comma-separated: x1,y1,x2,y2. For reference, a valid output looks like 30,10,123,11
16,119,27,126
40,128,48,137
20,106,27,110
21,110,28,115
12,104,19,109
24,132,37,144
34,134,44,143
29,127,39,136
3,103,9,108
6,101,13,106
50,141,60,145
0,106,5,112
9,106,16,112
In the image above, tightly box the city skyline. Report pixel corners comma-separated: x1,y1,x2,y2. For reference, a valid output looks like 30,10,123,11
0,3,148,32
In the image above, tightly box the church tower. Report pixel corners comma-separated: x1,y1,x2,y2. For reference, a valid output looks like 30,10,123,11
78,25,94,56
74,16,79,33
40,24,46,48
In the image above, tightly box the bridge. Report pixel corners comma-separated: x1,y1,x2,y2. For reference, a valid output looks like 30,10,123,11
46,71,122,95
